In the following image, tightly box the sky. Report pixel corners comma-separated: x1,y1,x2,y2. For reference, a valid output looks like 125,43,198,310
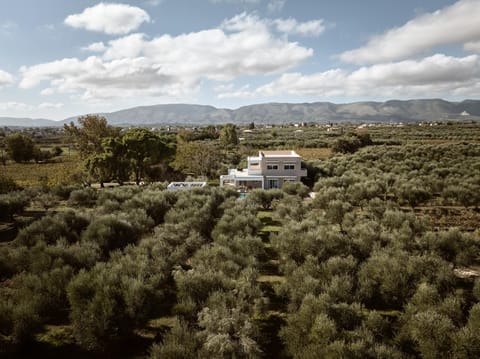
0,0,480,120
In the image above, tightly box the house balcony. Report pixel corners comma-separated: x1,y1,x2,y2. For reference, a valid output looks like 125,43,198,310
247,168,263,175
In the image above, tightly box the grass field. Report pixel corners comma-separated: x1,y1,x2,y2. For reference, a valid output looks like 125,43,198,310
1,154,83,187
295,147,332,160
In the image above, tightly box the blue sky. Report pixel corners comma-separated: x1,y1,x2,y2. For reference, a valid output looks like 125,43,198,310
0,0,479,120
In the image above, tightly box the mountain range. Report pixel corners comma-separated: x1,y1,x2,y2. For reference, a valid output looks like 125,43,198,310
1,99,479,127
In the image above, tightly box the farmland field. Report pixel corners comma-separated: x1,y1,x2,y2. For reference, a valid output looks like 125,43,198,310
1,122,480,358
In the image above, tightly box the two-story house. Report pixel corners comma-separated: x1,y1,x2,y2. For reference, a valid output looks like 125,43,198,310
220,150,307,190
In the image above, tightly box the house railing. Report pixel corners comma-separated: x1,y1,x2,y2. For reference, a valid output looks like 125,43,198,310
247,169,263,175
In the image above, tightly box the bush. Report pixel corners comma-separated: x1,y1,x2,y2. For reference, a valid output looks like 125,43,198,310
50,184,81,200
16,210,89,247
149,320,200,359
5,133,37,163
96,186,141,206
247,189,283,210
0,267,73,345
68,249,169,351
81,215,137,255
281,181,310,198
0,191,30,221
123,190,176,225
68,187,98,207
0,175,19,194
212,203,262,239
198,304,261,358
174,268,231,320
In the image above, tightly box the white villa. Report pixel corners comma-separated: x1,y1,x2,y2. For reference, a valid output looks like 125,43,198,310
220,150,307,190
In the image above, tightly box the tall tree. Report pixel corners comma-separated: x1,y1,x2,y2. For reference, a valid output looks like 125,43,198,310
122,128,169,184
64,115,120,158
5,133,37,163
219,124,238,148
85,137,130,187
172,141,222,178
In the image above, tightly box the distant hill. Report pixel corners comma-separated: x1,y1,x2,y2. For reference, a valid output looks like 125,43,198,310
0,117,59,127
63,104,233,126
1,99,480,127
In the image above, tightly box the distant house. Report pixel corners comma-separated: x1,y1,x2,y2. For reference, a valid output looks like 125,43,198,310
220,150,307,190
167,182,207,191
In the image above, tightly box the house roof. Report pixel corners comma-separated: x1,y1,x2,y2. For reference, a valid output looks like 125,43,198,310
260,150,301,157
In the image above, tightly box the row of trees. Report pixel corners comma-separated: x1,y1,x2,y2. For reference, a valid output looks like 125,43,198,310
314,143,480,208
63,116,243,184
0,185,240,353
1,126,480,357
64,116,174,185
1,183,297,357
267,142,480,358
270,189,480,358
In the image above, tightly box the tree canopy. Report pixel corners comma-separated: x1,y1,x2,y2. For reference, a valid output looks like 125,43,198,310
122,128,171,184
64,115,120,158
219,123,239,148
5,133,37,163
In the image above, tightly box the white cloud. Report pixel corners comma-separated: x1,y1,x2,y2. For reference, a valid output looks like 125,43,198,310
0,102,31,111
273,18,324,37
222,12,324,37
213,83,235,92
82,42,107,52
210,0,261,4
349,54,480,88
0,69,15,87
39,102,64,109
102,33,145,60
268,0,286,13
144,0,163,5
40,88,55,96
221,12,267,32
20,56,182,101
217,84,253,98
340,0,480,64
219,54,480,99
21,13,313,101
465,41,480,52
64,2,151,35
1,21,18,35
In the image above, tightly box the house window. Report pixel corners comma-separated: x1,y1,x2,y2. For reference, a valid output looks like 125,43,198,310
284,164,295,170
268,179,279,189
267,164,278,170
250,162,259,166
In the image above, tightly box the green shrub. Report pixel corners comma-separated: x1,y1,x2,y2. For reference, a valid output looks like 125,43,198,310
123,190,176,225
81,215,136,255
50,184,81,200
16,210,89,246
149,320,200,359
281,181,310,198
0,175,19,194
68,187,98,207
67,248,169,351
0,191,30,220
247,189,284,210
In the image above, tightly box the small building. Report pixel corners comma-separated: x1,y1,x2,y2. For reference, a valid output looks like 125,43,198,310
220,150,307,190
167,182,207,191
